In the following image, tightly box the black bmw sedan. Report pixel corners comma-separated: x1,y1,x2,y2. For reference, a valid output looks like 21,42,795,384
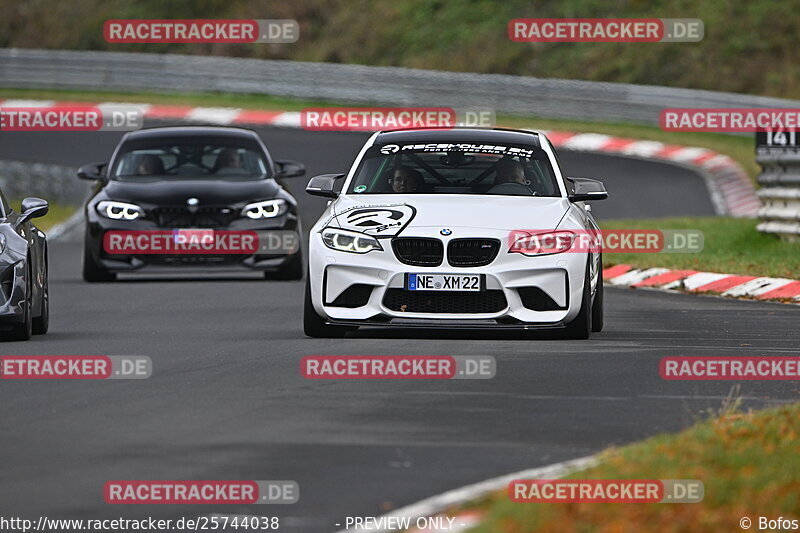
78,126,305,282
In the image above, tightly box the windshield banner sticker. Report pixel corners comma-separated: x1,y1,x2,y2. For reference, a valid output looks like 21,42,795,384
379,143,535,157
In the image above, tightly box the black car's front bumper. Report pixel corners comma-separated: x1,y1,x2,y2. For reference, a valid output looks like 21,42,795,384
85,213,301,272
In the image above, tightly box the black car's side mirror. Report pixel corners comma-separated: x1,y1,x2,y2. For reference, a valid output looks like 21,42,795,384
77,162,108,181
17,197,49,225
275,160,306,178
306,174,345,198
566,177,608,202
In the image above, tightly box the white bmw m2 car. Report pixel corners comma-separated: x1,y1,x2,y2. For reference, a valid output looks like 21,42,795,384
304,128,608,338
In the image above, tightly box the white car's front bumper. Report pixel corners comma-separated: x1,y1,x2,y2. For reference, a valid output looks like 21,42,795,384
309,226,590,328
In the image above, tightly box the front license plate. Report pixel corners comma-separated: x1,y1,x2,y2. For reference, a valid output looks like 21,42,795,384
174,229,214,245
407,273,482,291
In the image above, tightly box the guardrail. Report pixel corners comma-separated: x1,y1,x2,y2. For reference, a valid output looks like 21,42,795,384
0,160,89,206
756,150,800,240
2,48,800,125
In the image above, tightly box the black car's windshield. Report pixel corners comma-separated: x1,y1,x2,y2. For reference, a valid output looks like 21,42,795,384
111,136,270,181
346,142,560,197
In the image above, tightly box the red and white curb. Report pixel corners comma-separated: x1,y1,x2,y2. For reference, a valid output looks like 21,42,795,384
333,456,596,533
546,131,759,218
0,99,759,219
604,264,800,303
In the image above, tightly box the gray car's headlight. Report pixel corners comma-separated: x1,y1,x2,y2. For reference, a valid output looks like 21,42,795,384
97,200,145,221
242,199,287,219
321,227,383,254
0,233,6,254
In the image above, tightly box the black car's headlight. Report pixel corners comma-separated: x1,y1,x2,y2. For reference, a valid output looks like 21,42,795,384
97,201,145,221
321,227,383,254
242,199,288,219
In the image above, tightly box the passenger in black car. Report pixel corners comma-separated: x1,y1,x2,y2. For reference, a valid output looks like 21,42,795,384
136,154,164,176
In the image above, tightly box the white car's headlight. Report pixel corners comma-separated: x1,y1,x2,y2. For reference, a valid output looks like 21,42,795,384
321,227,383,254
242,199,288,219
97,201,144,221
509,230,576,256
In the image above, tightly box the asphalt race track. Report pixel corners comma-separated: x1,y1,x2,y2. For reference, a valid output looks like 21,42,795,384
0,125,797,532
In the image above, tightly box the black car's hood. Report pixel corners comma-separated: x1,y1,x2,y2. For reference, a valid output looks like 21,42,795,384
104,178,282,206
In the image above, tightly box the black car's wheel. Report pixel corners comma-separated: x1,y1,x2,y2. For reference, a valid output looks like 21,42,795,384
32,255,49,335
82,237,116,282
591,255,604,333
303,273,349,338
562,259,592,340
6,263,33,341
267,250,304,281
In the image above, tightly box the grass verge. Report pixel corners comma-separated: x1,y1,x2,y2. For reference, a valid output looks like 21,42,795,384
466,402,800,533
0,88,759,180
600,217,800,279
9,200,76,233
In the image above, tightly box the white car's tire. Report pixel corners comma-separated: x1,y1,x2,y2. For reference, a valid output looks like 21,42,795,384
591,256,604,333
563,259,592,340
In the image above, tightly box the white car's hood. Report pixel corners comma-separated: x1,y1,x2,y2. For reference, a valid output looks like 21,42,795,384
330,194,570,235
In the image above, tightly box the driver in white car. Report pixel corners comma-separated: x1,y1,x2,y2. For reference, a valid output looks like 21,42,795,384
488,159,534,195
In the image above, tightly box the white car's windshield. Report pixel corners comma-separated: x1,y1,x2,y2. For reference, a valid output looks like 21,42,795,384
347,142,560,196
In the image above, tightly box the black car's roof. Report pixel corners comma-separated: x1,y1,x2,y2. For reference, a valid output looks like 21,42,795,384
121,126,260,141
374,127,542,147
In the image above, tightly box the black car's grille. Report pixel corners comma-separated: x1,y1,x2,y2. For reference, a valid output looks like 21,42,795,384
383,289,507,314
447,238,501,267
143,255,249,265
149,206,239,228
392,238,444,267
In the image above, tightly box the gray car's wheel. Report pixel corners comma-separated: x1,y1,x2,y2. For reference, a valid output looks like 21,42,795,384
32,255,49,335
5,262,33,341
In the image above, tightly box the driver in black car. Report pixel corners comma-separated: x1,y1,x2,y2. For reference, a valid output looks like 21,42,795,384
215,148,247,175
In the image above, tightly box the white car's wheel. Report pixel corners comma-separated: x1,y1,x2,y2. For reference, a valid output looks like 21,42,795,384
563,259,592,340
591,256,604,333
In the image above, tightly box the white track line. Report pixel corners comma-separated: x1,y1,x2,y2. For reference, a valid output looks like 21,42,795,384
334,456,596,533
